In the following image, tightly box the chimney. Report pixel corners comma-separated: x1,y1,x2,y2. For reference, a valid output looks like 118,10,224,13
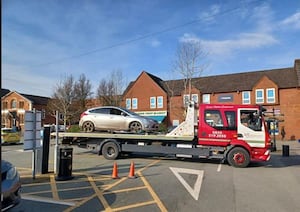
294,59,300,87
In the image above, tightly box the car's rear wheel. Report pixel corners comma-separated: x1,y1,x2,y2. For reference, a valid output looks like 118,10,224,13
82,121,94,133
102,142,119,160
129,121,142,133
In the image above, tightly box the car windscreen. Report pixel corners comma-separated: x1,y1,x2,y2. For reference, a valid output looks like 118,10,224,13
120,108,139,116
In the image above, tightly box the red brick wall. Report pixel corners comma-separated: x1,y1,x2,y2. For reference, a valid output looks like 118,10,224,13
278,88,300,140
252,76,279,105
123,72,167,112
1,92,55,130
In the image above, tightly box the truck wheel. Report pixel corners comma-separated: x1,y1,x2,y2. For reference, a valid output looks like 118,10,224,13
102,142,119,160
129,121,142,133
82,121,94,133
227,147,250,168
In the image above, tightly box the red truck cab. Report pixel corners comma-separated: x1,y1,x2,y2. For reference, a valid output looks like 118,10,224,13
198,104,271,167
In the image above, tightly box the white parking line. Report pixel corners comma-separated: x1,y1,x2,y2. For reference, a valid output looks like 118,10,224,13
217,163,222,172
22,194,76,206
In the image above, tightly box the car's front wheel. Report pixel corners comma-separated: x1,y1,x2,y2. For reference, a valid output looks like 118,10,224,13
82,121,94,133
129,121,142,133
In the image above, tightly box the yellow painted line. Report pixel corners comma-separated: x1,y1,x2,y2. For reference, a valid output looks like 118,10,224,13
137,159,161,172
64,176,129,212
88,176,112,211
137,172,168,212
50,174,59,200
63,194,97,212
112,200,157,211
103,186,147,194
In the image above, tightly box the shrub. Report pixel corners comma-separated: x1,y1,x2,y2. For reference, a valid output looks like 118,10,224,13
67,125,80,132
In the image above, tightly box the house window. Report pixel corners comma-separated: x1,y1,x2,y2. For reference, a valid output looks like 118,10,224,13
132,98,138,109
266,88,275,103
19,101,24,109
11,99,17,109
183,94,190,107
157,96,163,108
126,98,131,109
242,91,251,104
150,97,156,109
202,94,210,104
191,94,198,103
255,89,264,104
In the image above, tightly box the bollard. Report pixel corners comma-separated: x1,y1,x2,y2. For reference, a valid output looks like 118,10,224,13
282,145,289,157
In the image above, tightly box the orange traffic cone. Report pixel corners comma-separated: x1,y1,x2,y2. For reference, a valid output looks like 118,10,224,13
128,161,136,179
112,162,119,179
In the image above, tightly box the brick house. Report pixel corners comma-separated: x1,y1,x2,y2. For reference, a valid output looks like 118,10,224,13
1,91,55,131
123,71,168,124
123,59,300,140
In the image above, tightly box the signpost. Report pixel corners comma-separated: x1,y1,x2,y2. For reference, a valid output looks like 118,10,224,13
24,110,42,179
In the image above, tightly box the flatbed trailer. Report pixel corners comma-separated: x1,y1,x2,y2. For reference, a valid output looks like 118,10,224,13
59,102,271,168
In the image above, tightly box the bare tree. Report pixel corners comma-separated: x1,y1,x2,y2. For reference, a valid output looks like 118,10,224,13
48,73,93,127
48,74,76,127
74,73,93,111
96,69,125,106
173,41,207,96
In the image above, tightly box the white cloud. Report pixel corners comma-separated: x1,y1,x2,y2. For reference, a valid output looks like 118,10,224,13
250,3,274,32
179,32,278,57
199,4,221,24
2,64,56,97
279,12,300,30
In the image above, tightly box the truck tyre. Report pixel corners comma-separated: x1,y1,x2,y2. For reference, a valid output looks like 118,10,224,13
102,142,119,160
82,121,94,133
227,147,250,168
129,121,142,133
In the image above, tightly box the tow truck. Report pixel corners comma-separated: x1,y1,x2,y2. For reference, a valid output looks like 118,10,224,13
59,102,271,168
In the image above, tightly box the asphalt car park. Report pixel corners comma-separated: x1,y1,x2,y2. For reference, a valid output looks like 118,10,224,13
2,140,300,212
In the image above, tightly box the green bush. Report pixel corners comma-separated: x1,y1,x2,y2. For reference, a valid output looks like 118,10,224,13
158,123,168,133
67,125,80,132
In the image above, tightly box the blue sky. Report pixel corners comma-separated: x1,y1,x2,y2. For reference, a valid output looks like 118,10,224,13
2,0,300,97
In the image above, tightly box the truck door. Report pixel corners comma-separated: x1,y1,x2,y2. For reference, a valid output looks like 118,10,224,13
198,109,232,146
237,109,265,148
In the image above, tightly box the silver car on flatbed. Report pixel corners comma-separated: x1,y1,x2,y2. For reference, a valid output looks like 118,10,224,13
79,106,159,133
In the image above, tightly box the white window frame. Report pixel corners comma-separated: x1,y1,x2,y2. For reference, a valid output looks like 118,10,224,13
202,94,210,104
191,94,198,103
132,98,138,109
266,88,275,103
126,98,131,109
150,97,156,109
242,91,251,104
42,109,46,119
183,94,190,107
157,96,163,108
255,89,264,104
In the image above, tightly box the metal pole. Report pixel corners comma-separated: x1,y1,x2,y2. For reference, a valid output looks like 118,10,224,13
32,109,36,179
54,111,59,174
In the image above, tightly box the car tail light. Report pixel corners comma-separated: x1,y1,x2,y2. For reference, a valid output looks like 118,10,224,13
80,112,88,119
